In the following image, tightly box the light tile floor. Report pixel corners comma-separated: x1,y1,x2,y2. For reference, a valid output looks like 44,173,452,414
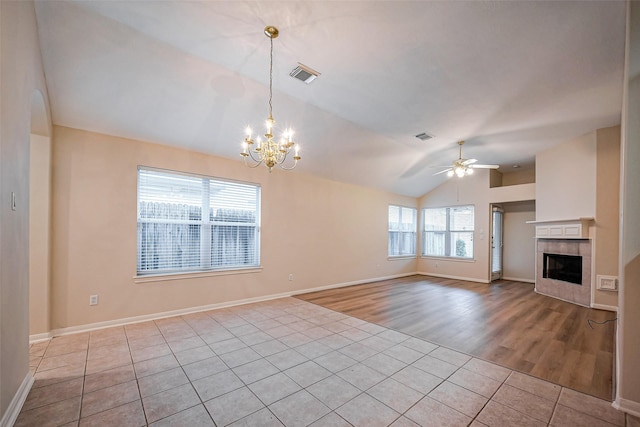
19,297,635,427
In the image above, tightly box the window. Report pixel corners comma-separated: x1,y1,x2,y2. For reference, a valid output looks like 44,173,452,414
388,205,417,257
137,167,260,275
423,205,474,259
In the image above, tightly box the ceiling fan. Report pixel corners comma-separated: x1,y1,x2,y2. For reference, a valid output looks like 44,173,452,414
433,141,499,177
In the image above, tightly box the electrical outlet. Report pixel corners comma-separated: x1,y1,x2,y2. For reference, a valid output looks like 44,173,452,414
89,295,98,306
288,274,294,281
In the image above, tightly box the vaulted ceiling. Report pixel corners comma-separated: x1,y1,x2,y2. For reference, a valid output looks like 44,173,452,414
33,1,626,197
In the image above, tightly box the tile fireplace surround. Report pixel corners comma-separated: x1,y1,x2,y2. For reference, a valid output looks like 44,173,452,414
536,239,592,307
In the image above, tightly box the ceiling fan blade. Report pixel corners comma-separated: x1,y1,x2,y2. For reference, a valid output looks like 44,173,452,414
462,158,477,165
469,164,500,169
433,168,453,176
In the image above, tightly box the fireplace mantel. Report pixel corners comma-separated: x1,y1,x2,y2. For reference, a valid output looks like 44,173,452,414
526,217,594,239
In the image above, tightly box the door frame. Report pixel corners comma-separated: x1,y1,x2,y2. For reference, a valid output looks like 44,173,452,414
490,204,504,281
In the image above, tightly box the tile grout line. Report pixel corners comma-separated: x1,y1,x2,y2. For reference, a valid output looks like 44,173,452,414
24,297,624,427
199,309,278,427
304,296,608,425
77,333,89,426
463,362,511,426
124,324,150,427
152,317,208,426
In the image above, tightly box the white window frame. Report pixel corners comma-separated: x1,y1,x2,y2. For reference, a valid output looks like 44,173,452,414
388,205,417,257
136,167,261,276
422,205,474,259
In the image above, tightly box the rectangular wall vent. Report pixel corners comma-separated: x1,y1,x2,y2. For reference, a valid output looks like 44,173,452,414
290,63,320,84
415,132,434,141
596,275,618,291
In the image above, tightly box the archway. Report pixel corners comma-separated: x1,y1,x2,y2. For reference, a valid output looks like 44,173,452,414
29,89,52,339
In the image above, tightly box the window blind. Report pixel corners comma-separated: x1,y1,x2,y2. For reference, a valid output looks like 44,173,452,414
388,205,417,256
137,167,260,275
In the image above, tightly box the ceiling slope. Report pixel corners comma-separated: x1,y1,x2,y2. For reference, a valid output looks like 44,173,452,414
34,1,625,196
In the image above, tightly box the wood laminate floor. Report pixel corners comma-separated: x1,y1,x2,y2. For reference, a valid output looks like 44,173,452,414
296,275,616,401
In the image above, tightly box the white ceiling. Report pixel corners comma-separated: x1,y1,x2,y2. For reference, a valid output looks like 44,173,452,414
33,1,626,197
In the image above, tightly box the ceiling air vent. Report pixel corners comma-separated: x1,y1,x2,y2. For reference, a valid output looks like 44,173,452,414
290,63,320,84
415,132,434,141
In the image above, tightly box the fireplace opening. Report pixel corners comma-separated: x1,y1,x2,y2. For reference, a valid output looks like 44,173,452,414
543,253,582,285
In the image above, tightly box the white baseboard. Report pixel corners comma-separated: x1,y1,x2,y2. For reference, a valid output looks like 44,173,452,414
51,290,295,337
49,273,417,338
502,276,535,284
29,332,52,344
613,397,640,418
0,372,34,427
417,271,490,284
591,303,619,312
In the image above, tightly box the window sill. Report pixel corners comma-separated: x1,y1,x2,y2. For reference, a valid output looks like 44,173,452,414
420,256,475,263
387,255,417,261
133,266,263,284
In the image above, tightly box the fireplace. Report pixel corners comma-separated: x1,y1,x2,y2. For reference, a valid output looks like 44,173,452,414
536,239,592,307
543,253,582,285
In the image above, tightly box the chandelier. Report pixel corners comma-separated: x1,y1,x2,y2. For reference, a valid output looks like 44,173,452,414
241,26,300,172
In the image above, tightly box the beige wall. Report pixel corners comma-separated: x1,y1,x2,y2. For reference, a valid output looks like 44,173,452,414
50,126,417,329
502,201,536,282
29,134,52,335
594,126,621,309
489,169,535,188
488,183,536,204
502,168,535,186
535,127,622,310
0,0,51,421
419,170,536,283
536,131,597,221
617,0,640,414
418,170,492,282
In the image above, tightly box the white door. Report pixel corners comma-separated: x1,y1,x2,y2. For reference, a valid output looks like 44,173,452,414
491,207,504,281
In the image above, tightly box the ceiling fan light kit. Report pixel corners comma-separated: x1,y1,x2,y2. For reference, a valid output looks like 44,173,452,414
436,140,499,178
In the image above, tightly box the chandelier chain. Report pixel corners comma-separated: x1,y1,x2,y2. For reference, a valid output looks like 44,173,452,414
268,36,273,119
239,25,300,172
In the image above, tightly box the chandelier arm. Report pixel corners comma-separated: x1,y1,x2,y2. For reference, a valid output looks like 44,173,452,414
278,159,299,171
244,151,265,168
247,149,264,163
243,157,264,169
277,150,300,170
